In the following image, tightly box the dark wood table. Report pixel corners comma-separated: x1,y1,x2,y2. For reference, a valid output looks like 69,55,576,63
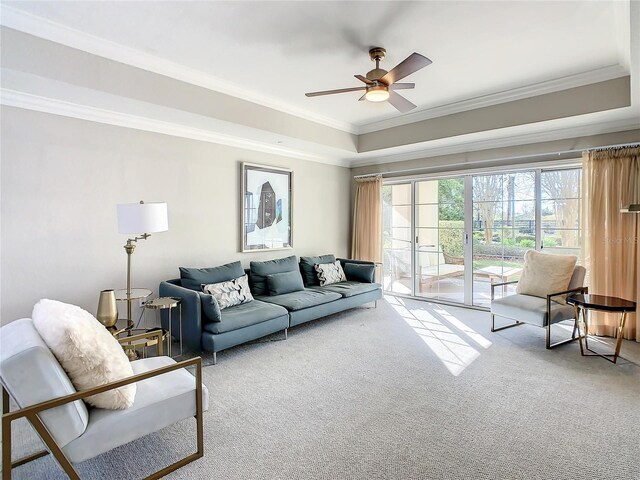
567,294,637,364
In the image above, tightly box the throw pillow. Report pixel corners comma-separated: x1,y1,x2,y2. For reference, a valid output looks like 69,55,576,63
198,292,222,323
179,261,245,291
32,299,136,410
344,262,375,284
202,274,253,309
249,255,298,296
516,250,577,304
315,261,347,286
267,271,305,295
299,254,336,286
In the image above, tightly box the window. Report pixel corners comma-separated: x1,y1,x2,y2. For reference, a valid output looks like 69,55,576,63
381,164,583,310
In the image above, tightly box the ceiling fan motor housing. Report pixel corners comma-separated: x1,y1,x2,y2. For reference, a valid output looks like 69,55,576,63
366,68,388,81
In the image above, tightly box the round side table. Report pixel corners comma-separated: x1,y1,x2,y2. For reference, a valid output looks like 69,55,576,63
144,297,182,358
114,288,152,330
567,294,637,364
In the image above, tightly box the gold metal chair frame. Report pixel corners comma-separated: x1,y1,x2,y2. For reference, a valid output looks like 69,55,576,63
490,280,588,349
2,332,204,480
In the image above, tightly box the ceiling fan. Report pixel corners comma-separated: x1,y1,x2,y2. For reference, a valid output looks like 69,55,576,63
305,47,432,113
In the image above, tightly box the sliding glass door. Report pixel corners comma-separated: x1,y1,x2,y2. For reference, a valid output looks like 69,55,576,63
382,183,413,295
471,171,535,307
381,166,582,308
415,178,466,303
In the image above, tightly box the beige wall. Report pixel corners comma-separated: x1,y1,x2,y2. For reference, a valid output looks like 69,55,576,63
0,106,351,323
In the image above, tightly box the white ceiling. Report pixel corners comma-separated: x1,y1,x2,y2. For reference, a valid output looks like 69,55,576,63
2,0,631,131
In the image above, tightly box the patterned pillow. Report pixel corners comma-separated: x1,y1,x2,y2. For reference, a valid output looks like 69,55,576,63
202,274,253,310
314,261,347,286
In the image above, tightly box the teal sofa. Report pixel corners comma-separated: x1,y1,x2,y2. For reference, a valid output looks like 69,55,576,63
159,255,381,363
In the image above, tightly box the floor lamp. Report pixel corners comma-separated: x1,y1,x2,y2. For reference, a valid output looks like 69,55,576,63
117,201,168,330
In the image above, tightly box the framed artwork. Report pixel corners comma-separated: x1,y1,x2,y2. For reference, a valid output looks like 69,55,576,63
241,162,293,252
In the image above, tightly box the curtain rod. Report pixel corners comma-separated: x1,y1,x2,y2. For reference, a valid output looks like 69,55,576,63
584,142,640,152
353,173,382,179
352,141,640,178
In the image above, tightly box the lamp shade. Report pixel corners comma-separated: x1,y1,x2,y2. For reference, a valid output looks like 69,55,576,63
117,202,168,234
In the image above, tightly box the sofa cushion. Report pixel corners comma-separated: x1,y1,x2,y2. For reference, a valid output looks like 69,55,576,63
257,289,341,311
344,263,375,284
299,254,336,286
250,255,298,296
204,300,289,334
179,261,245,291
62,356,209,464
491,294,576,327
32,299,136,410
315,261,347,286
311,281,381,298
202,274,253,309
267,270,305,296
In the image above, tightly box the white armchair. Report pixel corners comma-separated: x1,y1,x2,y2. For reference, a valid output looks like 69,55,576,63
490,265,588,349
1,318,208,479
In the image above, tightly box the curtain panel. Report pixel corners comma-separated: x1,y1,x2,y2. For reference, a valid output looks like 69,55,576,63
351,176,382,263
582,146,640,341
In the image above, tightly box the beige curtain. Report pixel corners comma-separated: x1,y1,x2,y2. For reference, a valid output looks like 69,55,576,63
351,176,382,262
582,146,640,341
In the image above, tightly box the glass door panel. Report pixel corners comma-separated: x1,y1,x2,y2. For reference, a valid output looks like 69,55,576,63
541,169,582,261
415,178,466,304
382,183,413,295
472,172,533,307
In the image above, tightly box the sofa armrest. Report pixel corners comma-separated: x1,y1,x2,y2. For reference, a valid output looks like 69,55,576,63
337,258,375,266
159,280,203,351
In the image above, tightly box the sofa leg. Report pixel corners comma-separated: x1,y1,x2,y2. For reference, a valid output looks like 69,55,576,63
375,300,378,308
212,352,217,365
284,328,288,340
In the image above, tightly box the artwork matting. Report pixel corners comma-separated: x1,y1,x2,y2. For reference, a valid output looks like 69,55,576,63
241,162,293,252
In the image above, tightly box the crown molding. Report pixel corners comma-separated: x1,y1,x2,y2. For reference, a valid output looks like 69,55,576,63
356,65,630,134
349,116,640,168
0,5,358,135
1,88,352,167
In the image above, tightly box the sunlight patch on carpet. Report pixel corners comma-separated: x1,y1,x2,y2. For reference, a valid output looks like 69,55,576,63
387,296,481,376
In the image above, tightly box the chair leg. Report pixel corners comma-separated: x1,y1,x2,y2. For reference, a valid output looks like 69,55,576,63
490,314,524,332
546,322,580,349
26,413,80,479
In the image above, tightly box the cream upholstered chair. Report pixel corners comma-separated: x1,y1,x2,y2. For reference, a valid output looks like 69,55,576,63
490,265,588,349
0,318,208,479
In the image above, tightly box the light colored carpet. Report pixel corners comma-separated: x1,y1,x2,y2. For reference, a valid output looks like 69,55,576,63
7,296,640,479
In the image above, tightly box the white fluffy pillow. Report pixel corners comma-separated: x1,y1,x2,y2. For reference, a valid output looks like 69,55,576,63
32,299,136,409
516,250,577,304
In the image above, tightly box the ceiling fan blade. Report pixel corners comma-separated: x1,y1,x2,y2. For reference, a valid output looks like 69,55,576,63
305,86,366,97
358,93,367,101
387,91,417,113
354,74,374,85
380,53,432,85
390,83,415,90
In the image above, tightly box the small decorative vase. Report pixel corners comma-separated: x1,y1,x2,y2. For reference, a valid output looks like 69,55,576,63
97,289,118,329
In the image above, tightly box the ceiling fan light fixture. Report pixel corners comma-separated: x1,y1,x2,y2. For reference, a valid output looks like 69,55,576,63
365,85,389,102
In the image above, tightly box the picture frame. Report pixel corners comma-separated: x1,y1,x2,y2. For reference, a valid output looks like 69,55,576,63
241,162,293,252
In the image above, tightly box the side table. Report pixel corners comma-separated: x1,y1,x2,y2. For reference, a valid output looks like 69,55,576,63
567,293,637,364
144,297,182,358
114,328,166,361
114,288,152,330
